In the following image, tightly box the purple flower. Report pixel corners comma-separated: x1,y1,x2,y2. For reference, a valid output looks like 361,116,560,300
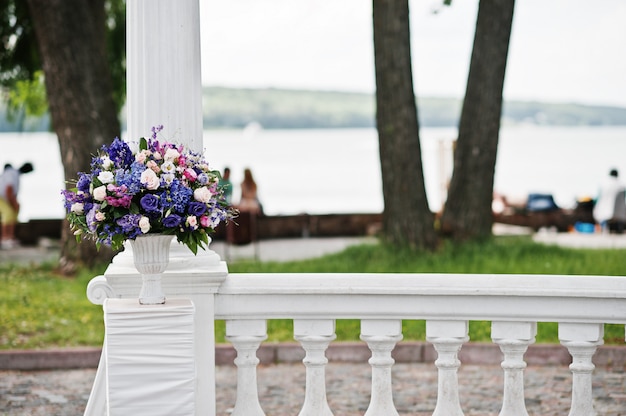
151,125,164,140
188,201,207,216
86,206,99,232
105,138,134,168
140,194,160,213
76,172,92,193
162,214,182,228
116,214,141,234
105,195,132,208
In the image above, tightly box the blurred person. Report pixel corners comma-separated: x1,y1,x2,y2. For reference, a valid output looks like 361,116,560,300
0,162,34,248
219,167,233,205
593,168,626,233
237,168,261,215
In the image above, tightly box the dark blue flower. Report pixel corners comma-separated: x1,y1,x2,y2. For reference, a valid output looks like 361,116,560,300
188,201,207,216
105,137,134,168
140,194,160,213
163,214,182,228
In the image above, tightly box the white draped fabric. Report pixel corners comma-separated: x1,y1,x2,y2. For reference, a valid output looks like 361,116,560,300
104,299,196,416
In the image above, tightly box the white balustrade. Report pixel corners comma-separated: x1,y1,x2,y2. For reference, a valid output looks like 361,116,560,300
86,267,626,416
226,320,267,416
360,319,402,416
426,320,468,416
559,322,604,416
492,321,536,416
293,319,336,416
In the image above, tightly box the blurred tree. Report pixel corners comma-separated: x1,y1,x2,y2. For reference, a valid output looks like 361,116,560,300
1,0,126,272
373,0,438,250
441,0,516,241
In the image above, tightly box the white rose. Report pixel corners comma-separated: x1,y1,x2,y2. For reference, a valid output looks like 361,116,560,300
140,168,160,190
92,185,107,201
101,156,113,169
163,148,180,161
97,171,115,184
139,216,151,234
95,212,106,221
70,203,84,214
193,186,212,203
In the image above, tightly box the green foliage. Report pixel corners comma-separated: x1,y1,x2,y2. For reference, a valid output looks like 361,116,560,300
6,70,47,120
2,236,625,349
0,0,126,126
104,0,126,113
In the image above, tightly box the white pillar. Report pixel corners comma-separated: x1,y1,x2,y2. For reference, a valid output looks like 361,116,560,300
492,321,537,416
361,319,402,416
226,320,268,416
126,0,203,151
426,320,468,416
559,323,604,416
294,319,336,416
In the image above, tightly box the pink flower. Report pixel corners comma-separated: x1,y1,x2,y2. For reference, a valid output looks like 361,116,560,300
183,168,197,182
200,215,211,228
186,215,198,230
146,160,160,173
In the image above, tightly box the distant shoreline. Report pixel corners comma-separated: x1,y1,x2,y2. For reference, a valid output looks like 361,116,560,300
2,87,626,132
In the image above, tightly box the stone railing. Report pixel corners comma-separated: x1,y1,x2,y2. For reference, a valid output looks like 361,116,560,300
84,244,626,416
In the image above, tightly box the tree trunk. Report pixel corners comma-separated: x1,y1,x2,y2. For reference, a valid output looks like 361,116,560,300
26,0,120,272
440,0,515,241
373,0,438,250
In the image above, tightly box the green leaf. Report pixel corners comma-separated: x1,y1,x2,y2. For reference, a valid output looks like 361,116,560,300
139,137,148,151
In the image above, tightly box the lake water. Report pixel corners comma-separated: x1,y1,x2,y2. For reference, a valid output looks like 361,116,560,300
1,125,625,222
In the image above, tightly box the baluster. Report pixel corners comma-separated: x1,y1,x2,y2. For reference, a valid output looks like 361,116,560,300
294,319,336,416
226,319,268,416
426,320,468,416
559,323,604,416
492,321,537,416
360,319,403,416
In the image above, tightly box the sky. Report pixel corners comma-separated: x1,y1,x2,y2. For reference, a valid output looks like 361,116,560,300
200,0,626,108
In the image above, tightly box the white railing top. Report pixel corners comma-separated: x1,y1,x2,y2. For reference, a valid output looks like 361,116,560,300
215,273,626,324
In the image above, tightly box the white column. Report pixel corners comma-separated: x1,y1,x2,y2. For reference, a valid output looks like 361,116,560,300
559,323,604,416
226,320,268,416
426,320,468,416
126,0,203,151
361,319,402,416
294,319,336,416
492,321,537,416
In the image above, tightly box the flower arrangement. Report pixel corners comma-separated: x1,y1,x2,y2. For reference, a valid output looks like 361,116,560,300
62,126,236,254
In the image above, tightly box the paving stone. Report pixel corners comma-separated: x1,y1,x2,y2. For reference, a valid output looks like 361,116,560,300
2,363,626,415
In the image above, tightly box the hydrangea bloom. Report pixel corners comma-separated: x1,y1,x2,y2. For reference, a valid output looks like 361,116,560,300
63,128,237,254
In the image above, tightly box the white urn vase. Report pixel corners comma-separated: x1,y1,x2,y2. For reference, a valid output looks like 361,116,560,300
130,234,174,305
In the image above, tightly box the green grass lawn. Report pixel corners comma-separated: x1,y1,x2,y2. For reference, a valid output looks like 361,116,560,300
2,235,625,350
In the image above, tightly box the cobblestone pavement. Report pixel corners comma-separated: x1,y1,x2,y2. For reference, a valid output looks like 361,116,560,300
1,363,625,415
